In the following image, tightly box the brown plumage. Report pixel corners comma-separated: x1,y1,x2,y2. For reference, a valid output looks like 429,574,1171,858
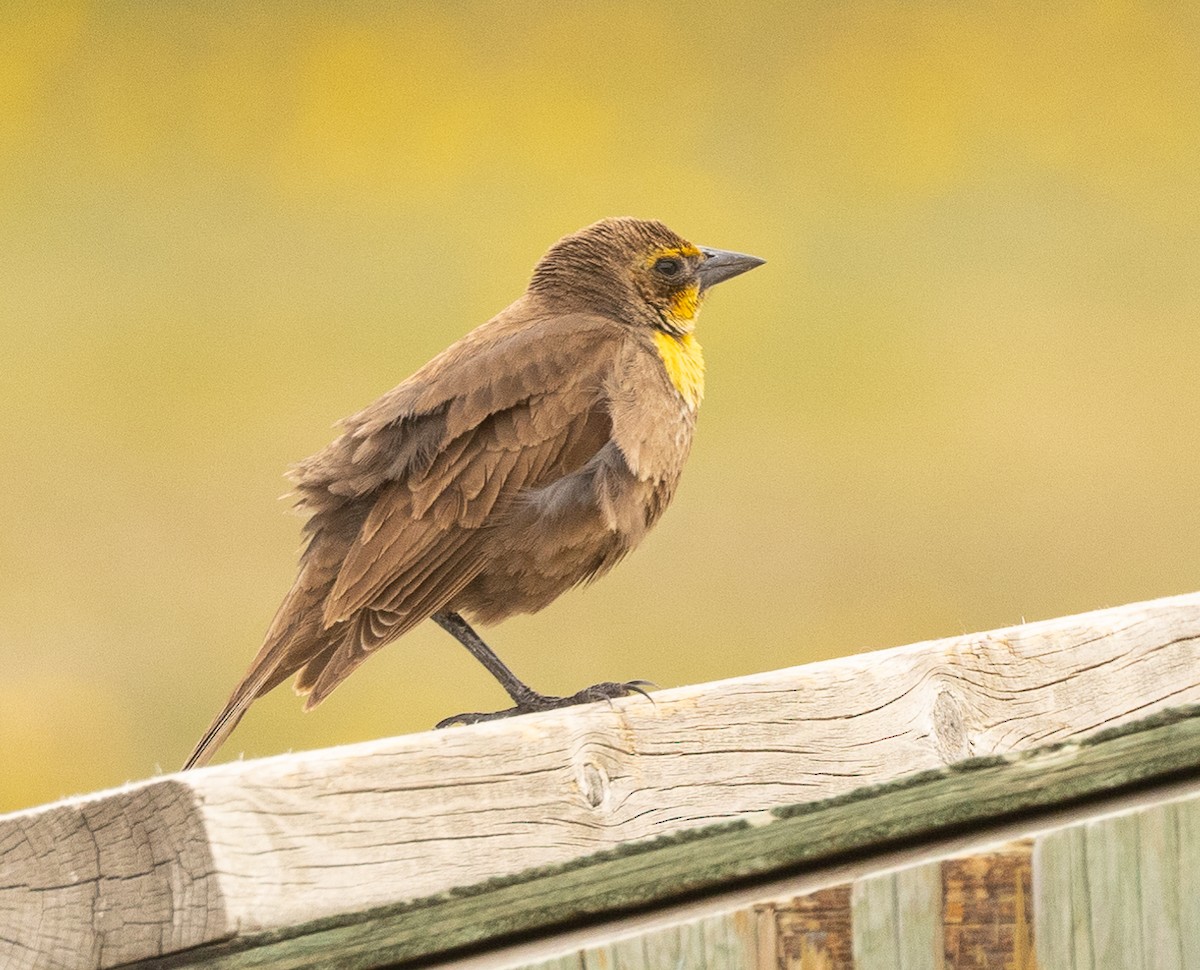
184,217,763,769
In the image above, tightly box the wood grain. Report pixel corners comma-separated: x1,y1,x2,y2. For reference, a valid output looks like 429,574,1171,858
763,887,854,970
521,909,759,970
117,703,1200,968
851,863,942,970
0,780,221,970
517,846,1038,970
5,591,1200,969
1033,795,1200,969
942,844,1034,969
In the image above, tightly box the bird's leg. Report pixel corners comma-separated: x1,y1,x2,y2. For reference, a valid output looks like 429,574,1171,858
431,611,542,706
430,611,654,728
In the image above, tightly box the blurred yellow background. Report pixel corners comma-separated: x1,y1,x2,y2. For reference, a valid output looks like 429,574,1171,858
3,1,1199,813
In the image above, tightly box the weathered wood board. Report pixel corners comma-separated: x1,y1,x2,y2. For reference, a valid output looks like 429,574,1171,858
444,786,1200,970
942,844,1034,969
1034,794,1200,969
852,863,942,970
5,591,1200,969
760,888,854,969
506,835,1041,965
514,842,1038,970
85,705,1200,968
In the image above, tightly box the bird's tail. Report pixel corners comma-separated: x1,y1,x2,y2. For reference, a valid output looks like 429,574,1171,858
182,680,264,770
182,566,333,770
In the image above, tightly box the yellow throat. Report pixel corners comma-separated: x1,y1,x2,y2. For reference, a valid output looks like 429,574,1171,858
653,330,705,409
651,279,705,409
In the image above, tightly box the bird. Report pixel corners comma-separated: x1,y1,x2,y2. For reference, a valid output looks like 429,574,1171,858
183,217,764,769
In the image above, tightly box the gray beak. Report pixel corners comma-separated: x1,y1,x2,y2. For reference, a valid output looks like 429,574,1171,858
696,246,766,290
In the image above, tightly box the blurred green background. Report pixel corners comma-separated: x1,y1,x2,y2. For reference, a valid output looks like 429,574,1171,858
3,1,1199,813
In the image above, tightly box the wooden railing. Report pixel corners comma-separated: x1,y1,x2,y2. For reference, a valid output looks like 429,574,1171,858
5,591,1200,969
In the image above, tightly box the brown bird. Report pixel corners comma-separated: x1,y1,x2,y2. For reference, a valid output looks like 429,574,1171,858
184,217,763,769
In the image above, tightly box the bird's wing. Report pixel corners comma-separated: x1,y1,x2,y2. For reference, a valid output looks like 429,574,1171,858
182,314,625,768
303,324,621,704
323,396,613,623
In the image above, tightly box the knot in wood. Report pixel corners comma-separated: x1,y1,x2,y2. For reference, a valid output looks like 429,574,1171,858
578,760,610,809
933,687,970,763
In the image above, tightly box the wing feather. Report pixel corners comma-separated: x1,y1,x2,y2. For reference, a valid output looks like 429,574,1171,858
323,334,617,630
184,312,626,768
305,536,489,705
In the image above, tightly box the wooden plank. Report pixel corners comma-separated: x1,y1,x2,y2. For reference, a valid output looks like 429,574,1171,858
633,919,690,970
525,958,582,970
531,844,1036,970
852,863,941,970
701,909,756,969
0,780,223,970
765,843,1037,970
1176,799,1200,966
852,875,901,970
124,705,1200,968
1033,827,1091,970
528,843,1039,970
942,843,1033,969
1085,812,1144,967
515,805,1200,970
557,910,759,970
6,592,1200,970
441,776,1200,970
1012,872,1035,970
764,887,854,969
895,865,942,969
1032,793,1200,967
854,869,902,969
1136,803,1182,970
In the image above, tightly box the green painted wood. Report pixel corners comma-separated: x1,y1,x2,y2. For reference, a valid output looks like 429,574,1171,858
675,921,709,970
531,910,759,970
130,704,1200,970
700,910,757,969
1086,811,1144,969
1034,827,1092,969
852,864,940,970
672,926,705,969
528,958,583,970
852,873,902,970
580,941,620,969
1136,802,1182,970
894,865,941,969
1034,793,1200,967
1176,798,1200,967
583,934,645,970
1061,826,1096,970
638,921,689,969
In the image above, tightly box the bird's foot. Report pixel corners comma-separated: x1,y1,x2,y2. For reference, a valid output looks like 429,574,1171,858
435,680,656,728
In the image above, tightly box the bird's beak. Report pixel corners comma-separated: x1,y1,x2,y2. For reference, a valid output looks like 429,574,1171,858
696,247,766,290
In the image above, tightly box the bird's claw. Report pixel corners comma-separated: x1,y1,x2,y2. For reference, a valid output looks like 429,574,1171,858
576,680,657,706
434,679,656,729
434,707,520,729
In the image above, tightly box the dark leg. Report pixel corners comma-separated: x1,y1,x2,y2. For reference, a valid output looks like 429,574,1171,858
430,611,653,727
431,611,541,706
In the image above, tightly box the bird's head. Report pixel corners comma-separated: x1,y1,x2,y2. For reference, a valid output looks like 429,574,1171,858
529,218,764,336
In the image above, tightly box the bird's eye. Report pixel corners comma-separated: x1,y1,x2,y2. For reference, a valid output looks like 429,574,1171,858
653,257,682,277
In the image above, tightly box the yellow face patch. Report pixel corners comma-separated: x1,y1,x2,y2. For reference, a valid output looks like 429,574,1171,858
644,243,703,267
666,281,702,327
653,330,705,409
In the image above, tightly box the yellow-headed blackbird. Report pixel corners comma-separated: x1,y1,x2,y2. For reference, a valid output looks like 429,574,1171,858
184,218,763,769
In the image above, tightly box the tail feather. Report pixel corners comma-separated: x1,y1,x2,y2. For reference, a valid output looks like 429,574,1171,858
182,681,264,770
182,565,334,770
